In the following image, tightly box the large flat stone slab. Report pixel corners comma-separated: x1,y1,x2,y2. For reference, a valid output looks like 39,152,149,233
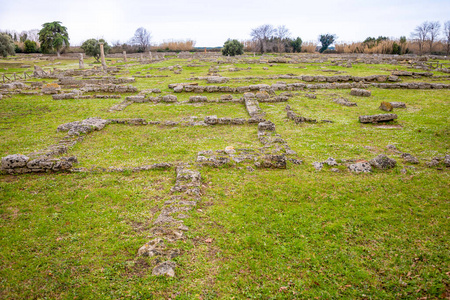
359,114,397,123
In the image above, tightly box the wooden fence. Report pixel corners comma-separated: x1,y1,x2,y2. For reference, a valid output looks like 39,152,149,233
1,72,34,83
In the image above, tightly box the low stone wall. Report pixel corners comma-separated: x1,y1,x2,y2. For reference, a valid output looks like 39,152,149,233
137,165,203,277
167,82,450,94
81,84,138,93
188,73,434,83
1,154,76,174
244,97,265,119
58,77,135,87
286,105,317,123
203,115,247,125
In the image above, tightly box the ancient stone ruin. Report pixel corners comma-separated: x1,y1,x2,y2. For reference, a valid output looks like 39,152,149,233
1,51,449,278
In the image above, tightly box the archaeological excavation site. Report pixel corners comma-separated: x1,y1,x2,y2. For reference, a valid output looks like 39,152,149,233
1,50,449,298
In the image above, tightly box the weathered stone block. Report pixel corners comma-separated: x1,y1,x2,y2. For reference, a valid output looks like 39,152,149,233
359,114,397,123
152,261,176,277
231,118,246,125
162,95,177,102
245,98,265,119
205,86,219,92
392,71,413,76
236,86,250,93
401,153,419,164
1,154,29,169
27,158,56,170
390,102,406,108
217,117,231,124
388,75,400,82
348,161,372,173
370,154,396,170
192,86,205,93
444,155,450,167
42,83,61,94
204,115,218,125
173,85,184,93
350,88,371,97
206,76,229,84
255,91,270,100
256,155,287,169
243,92,255,99
334,97,357,106
379,102,393,111
189,95,207,103
220,94,233,101
125,95,146,103
258,121,275,131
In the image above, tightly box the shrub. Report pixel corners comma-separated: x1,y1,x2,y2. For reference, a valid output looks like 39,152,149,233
14,44,22,54
24,40,38,53
222,39,244,56
0,33,15,57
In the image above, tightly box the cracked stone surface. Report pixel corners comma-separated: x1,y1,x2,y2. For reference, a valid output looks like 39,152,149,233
152,261,176,277
370,154,397,170
359,114,397,123
57,117,110,136
401,153,419,164
1,154,29,169
348,161,372,173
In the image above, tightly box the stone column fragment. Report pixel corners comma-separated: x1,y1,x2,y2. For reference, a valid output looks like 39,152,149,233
100,43,107,71
79,53,84,69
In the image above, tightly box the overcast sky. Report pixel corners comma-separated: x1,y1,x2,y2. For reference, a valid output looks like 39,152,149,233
0,0,449,47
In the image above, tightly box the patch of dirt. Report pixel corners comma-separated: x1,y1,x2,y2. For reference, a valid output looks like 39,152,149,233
150,205,160,214
130,221,150,233
0,207,19,221
124,258,151,278
373,124,403,129
0,175,19,183
198,201,214,209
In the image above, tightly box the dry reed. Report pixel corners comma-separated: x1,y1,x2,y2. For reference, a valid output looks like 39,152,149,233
155,39,196,51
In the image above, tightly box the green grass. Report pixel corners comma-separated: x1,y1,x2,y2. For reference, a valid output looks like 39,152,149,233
68,124,259,168
262,89,450,161
1,54,449,299
186,167,449,298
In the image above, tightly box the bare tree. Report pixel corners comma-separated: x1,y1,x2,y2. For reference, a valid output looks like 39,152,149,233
411,22,430,54
27,29,40,43
131,27,151,52
250,24,275,54
444,21,450,55
428,21,441,53
19,31,28,42
275,25,291,52
276,25,290,40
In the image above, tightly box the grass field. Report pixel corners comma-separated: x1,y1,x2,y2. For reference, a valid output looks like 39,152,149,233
1,53,449,299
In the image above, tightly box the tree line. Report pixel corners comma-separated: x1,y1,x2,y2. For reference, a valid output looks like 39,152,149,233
0,22,156,58
1,20,450,58
233,22,450,55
